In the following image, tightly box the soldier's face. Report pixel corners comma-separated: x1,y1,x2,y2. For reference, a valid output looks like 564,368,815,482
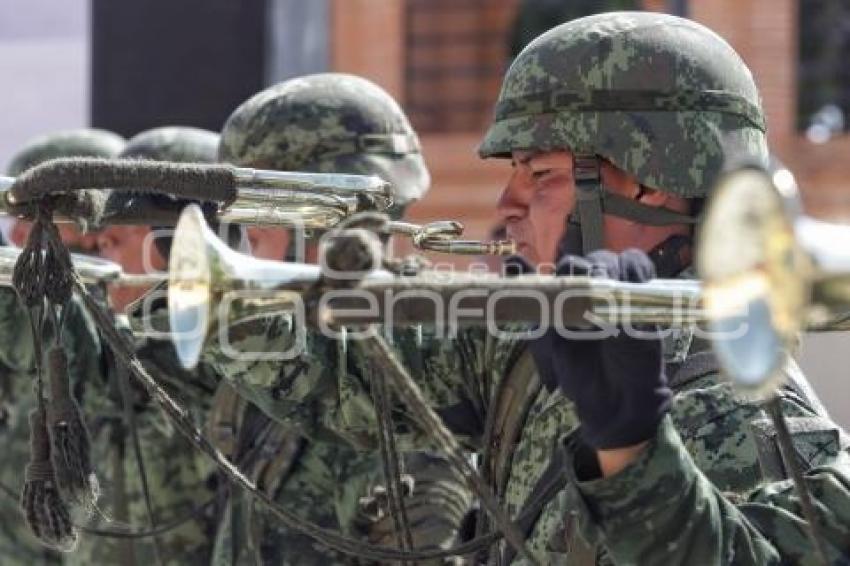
96,226,166,312
498,150,576,271
246,227,291,261
497,150,690,268
10,221,99,254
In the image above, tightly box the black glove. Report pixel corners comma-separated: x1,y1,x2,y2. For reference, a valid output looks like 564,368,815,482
529,249,671,449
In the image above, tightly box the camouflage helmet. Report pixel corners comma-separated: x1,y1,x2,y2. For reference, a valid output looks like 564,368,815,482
479,11,768,199
121,126,219,163
219,73,429,218
119,126,231,259
6,128,125,175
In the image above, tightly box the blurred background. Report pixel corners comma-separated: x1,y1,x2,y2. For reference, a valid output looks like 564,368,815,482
0,0,848,426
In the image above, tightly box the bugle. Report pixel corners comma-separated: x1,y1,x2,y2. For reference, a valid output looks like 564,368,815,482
0,164,513,255
168,205,701,369
0,168,393,229
0,246,164,287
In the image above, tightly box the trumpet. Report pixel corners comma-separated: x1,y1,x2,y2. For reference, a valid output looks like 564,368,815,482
168,163,850,392
168,204,702,369
0,168,393,229
0,246,165,287
0,162,513,255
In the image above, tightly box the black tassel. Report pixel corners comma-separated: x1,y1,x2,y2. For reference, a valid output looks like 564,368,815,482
12,201,74,308
46,346,99,516
21,408,78,552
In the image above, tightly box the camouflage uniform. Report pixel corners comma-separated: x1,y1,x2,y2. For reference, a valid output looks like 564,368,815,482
0,291,98,566
68,126,222,566
202,73,469,565
0,128,125,566
198,13,850,565
72,313,219,566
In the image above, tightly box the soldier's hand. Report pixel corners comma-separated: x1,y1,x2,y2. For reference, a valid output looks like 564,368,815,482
529,250,671,455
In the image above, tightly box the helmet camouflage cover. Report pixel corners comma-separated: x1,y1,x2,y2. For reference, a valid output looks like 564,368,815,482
219,73,430,215
119,127,224,255
479,11,768,198
6,128,126,175
121,126,219,163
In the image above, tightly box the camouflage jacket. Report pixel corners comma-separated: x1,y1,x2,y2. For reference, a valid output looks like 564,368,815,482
0,286,217,566
210,423,471,566
0,288,94,566
132,294,474,565
560,414,850,565
174,320,474,564
200,308,850,564
78,294,220,566
70,311,218,566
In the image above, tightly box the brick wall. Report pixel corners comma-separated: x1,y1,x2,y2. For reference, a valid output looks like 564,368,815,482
329,0,519,265
404,0,518,133
330,0,406,101
692,0,850,217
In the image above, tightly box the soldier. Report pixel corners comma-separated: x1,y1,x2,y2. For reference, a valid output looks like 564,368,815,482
196,12,850,564
97,126,220,311
204,72,471,564
0,128,124,566
480,12,850,563
69,126,223,566
0,126,229,566
5,128,125,251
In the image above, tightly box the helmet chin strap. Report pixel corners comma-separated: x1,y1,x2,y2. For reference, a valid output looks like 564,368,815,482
559,154,697,276
572,156,606,255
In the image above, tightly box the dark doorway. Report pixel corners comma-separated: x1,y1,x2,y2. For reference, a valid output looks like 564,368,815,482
91,0,267,137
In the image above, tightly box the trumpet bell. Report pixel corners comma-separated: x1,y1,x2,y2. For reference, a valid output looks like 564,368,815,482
169,204,320,369
698,165,818,393
168,206,212,368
